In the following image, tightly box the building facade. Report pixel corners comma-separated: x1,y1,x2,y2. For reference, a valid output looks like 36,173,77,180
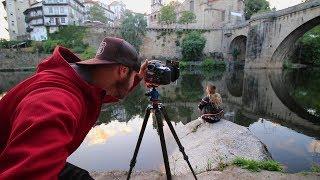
109,1,126,25
148,0,245,29
24,0,85,41
83,0,115,26
3,0,30,40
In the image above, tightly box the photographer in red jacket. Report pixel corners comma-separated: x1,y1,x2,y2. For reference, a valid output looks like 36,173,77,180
0,37,148,180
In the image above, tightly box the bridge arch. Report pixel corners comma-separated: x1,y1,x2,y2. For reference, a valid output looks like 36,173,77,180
229,35,247,61
271,15,320,66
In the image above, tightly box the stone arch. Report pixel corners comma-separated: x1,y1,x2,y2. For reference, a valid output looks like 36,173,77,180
271,16,320,66
229,35,247,61
225,70,244,97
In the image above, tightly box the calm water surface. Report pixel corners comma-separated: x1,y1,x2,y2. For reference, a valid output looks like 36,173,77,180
0,67,319,173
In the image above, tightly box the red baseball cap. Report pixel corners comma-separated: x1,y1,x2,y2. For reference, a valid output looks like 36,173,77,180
76,37,141,72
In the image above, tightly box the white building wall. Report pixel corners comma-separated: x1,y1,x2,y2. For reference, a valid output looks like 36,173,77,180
5,0,29,40
30,26,47,41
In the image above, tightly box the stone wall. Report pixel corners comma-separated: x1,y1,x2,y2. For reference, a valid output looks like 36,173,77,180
140,28,226,59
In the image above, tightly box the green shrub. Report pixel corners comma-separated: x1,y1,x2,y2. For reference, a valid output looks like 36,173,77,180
81,47,96,60
72,45,87,54
181,31,206,61
232,157,283,172
0,39,32,49
283,59,293,69
31,41,44,53
201,58,226,71
43,40,64,53
179,61,189,70
311,163,320,173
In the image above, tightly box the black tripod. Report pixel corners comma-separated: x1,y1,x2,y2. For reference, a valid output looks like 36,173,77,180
127,88,197,180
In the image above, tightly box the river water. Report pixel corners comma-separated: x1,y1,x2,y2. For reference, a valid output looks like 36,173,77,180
0,67,319,173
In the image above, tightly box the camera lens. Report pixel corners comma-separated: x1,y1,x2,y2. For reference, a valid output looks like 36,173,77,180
147,64,155,71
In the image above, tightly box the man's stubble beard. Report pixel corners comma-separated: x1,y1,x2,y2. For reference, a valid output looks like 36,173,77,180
114,73,132,99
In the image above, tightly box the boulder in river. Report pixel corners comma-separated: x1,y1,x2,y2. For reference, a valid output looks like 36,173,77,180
168,119,271,175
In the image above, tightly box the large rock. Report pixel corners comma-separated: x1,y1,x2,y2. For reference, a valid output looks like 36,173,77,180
168,118,270,175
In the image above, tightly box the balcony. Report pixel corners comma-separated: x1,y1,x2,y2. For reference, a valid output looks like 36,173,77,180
26,26,33,33
25,15,43,23
43,1,68,6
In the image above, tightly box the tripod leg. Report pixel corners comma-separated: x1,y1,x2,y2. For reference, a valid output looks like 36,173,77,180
127,106,152,180
160,105,198,180
155,108,172,180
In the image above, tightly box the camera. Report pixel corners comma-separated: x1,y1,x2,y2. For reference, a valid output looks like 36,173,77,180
145,60,180,86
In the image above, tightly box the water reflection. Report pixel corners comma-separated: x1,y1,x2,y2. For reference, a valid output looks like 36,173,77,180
1,67,320,173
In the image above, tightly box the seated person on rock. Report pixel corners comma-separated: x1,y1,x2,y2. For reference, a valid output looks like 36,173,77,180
198,84,224,123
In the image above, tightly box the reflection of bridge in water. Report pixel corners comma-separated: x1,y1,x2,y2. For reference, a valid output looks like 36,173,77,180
157,68,320,139
222,69,320,139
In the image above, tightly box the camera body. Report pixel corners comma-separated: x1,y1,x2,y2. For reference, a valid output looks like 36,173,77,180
145,60,180,86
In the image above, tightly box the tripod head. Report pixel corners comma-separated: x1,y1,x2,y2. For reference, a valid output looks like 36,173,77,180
145,86,160,104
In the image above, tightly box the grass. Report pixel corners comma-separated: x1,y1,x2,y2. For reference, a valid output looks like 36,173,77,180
311,163,320,173
206,159,213,171
232,157,283,172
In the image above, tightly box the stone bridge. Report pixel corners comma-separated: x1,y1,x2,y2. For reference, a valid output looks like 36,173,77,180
84,0,320,68
224,0,320,68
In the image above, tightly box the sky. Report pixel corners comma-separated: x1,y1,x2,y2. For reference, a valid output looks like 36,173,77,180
0,0,302,40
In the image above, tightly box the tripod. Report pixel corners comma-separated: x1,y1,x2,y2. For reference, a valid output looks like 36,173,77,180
127,88,197,180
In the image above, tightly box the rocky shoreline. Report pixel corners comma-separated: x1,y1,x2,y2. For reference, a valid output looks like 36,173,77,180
91,167,320,180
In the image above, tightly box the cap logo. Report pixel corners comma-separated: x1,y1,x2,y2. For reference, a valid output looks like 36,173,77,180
96,42,107,56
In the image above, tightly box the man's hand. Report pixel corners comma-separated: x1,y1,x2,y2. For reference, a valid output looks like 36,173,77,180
138,59,149,79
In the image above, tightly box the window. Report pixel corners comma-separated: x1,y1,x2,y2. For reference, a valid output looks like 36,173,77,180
50,17,54,23
61,17,66,23
60,7,64,13
221,11,225,21
49,7,53,14
54,7,59,14
190,0,194,12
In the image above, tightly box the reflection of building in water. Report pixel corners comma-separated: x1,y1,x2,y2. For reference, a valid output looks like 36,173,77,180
112,107,128,122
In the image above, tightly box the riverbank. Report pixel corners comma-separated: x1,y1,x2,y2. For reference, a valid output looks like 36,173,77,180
91,166,320,180
0,49,48,70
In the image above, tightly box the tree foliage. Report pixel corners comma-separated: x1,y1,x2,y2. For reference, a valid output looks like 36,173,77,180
244,0,271,20
89,4,108,23
291,25,320,66
48,25,88,52
120,11,147,52
181,31,206,61
178,11,196,24
158,2,177,25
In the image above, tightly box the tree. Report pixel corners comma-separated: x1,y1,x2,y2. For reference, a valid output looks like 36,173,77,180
181,31,206,61
158,2,177,25
291,25,320,66
89,4,108,23
178,11,196,25
120,11,147,52
244,0,271,20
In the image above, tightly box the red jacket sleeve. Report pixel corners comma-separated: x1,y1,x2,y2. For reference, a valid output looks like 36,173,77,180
0,88,81,180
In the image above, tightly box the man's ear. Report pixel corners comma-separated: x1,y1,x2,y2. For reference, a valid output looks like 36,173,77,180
118,65,129,78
